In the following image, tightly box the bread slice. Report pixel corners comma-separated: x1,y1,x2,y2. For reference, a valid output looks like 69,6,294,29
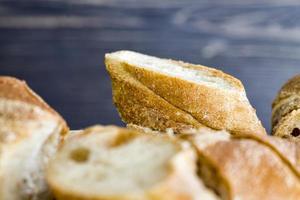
46,125,219,200
272,75,300,138
190,132,300,200
105,50,266,135
0,76,68,200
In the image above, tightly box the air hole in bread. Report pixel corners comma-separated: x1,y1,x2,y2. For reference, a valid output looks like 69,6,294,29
291,128,300,137
70,147,90,163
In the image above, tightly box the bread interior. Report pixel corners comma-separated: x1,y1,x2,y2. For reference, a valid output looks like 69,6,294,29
49,129,180,196
108,51,237,91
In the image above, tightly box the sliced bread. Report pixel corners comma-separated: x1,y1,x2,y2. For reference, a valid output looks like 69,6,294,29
46,125,219,200
105,50,266,135
189,131,300,200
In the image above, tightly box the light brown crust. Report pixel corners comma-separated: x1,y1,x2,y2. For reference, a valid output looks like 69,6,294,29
49,183,144,200
194,137,300,200
0,76,68,134
273,74,300,106
272,75,300,138
272,95,300,128
105,51,266,135
106,56,206,133
273,109,300,140
234,133,300,179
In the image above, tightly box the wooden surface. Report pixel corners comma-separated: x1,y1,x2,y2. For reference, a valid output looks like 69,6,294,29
0,0,300,132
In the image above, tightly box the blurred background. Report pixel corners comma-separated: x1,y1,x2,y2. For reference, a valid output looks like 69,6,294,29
0,0,299,133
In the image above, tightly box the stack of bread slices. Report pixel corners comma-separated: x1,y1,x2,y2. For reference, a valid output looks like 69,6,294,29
2,51,300,200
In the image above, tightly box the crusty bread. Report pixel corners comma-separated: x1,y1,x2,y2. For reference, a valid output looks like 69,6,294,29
105,50,266,135
131,124,300,180
272,74,300,139
46,125,219,200
0,76,68,132
188,130,300,200
134,126,300,200
0,76,68,200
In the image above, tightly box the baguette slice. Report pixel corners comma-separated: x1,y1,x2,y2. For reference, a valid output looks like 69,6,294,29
190,132,300,200
47,125,219,200
105,50,266,135
272,75,300,139
0,76,68,200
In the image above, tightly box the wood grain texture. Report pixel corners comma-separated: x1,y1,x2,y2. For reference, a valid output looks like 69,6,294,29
0,0,299,131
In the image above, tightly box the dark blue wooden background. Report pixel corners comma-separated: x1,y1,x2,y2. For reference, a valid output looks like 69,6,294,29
0,0,299,132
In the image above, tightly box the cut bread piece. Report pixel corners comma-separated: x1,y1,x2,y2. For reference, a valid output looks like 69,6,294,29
127,124,300,180
46,125,220,200
105,50,266,135
128,126,300,199
191,132,300,200
106,53,205,133
0,76,68,200
272,74,300,138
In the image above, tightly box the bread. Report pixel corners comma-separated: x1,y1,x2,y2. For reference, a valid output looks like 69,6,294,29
187,129,300,200
234,133,300,178
272,74,300,139
46,125,219,200
0,76,68,200
105,50,266,135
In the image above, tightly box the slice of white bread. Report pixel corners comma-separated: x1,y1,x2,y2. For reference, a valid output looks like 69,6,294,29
105,50,266,135
46,125,219,200
188,130,300,200
272,75,300,139
0,76,68,200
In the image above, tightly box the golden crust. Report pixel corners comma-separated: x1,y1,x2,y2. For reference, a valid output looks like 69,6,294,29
0,76,68,134
105,51,266,135
273,74,300,106
106,57,205,133
194,137,300,200
272,95,300,128
273,109,300,139
234,133,300,179
272,75,300,138
49,185,144,200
